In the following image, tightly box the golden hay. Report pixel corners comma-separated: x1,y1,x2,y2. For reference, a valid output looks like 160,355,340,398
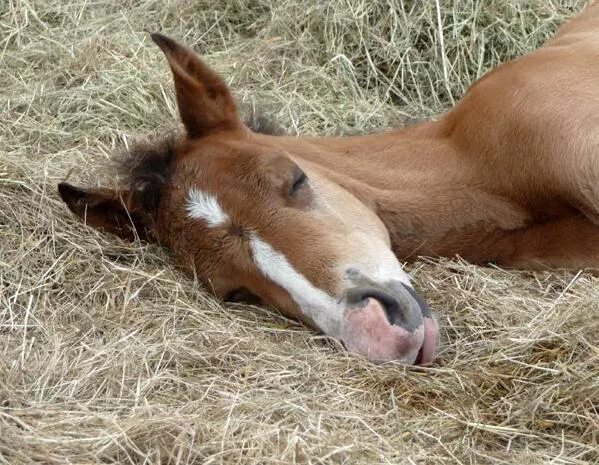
1,0,597,463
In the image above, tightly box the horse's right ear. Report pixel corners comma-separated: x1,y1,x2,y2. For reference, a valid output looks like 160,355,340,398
150,32,243,138
58,182,153,241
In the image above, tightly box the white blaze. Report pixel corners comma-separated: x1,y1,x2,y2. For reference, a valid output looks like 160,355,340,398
186,188,229,227
249,233,343,337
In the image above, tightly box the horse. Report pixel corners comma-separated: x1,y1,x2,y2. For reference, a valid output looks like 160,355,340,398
58,2,599,366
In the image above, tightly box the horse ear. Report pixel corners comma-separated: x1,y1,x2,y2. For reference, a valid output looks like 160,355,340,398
58,182,154,241
150,32,243,138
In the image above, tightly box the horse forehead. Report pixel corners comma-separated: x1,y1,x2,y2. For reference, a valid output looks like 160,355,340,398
175,144,269,192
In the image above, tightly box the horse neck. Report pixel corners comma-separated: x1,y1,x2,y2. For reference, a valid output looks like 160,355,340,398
273,119,467,216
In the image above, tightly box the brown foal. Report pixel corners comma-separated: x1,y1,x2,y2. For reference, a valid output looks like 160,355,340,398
59,3,599,365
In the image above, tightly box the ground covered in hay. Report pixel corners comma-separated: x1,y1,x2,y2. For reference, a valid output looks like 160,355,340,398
1,1,598,463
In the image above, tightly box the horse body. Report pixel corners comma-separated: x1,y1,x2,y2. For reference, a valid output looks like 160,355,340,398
58,3,599,365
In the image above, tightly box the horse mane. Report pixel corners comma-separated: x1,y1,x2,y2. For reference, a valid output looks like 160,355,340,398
117,132,177,212
244,110,284,136
117,111,284,211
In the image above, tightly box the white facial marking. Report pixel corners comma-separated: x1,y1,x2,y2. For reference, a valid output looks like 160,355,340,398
343,233,413,288
186,188,229,227
249,233,343,337
371,251,413,288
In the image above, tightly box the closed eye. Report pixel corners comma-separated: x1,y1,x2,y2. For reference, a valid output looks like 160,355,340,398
289,169,307,196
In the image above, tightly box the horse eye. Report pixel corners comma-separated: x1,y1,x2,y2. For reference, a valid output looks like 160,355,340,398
289,168,308,196
224,288,261,304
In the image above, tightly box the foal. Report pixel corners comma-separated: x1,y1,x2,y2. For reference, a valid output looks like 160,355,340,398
59,4,599,365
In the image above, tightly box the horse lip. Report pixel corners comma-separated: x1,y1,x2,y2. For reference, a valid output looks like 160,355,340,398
413,314,439,365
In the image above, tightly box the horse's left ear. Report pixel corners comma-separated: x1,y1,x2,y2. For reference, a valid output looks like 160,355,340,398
150,32,243,138
58,182,154,241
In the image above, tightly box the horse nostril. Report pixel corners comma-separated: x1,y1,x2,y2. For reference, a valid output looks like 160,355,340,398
345,288,402,326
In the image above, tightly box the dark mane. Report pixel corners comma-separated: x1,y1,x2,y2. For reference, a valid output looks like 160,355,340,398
117,112,283,211
244,110,285,136
117,132,178,212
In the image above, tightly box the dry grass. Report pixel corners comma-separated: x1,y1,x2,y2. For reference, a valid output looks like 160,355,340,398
1,0,598,463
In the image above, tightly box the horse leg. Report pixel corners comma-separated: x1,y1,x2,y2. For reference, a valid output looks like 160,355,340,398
495,215,599,269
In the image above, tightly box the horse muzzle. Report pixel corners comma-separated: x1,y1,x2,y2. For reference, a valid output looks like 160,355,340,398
339,283,439,365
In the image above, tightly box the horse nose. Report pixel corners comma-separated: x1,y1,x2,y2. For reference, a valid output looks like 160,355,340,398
340,284,438,365
344,287,421,329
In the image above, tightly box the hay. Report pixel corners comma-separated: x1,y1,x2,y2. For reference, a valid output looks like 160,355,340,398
1,0,597,463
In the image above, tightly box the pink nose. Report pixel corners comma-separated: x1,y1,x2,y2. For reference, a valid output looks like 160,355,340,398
340,296,439,365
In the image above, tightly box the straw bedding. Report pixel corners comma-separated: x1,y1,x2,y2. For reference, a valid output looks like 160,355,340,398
1,0,597,463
